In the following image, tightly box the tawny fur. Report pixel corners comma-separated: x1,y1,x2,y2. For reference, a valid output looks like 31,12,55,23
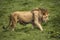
6,8,48,31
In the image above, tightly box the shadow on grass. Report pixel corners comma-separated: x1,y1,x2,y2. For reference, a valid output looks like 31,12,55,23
15,27,32,33
15,26,40,33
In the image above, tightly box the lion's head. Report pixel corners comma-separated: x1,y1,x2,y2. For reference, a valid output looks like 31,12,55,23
32,8,49,23
38,8,49,22
40,8,49,22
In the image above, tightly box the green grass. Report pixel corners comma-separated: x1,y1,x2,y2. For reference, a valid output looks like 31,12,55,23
0,0,60,40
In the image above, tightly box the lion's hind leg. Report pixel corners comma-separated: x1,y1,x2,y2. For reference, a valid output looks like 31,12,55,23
10,16,17,31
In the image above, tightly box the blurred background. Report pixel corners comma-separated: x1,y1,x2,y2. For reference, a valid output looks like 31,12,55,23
0,0,60,40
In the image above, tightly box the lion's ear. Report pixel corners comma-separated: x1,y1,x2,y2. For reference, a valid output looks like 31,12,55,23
40,8,47,15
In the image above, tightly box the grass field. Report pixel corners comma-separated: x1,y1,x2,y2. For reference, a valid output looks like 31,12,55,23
0,0,60,40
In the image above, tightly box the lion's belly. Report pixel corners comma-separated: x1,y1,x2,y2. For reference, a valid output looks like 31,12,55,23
18,12,33,22
20,16,33,22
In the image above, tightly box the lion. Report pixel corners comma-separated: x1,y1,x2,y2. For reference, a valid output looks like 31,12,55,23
3,8,49,31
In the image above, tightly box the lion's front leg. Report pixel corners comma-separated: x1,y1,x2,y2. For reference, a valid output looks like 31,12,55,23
34,13,43,31
32,22,35,29
34,21,43,31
